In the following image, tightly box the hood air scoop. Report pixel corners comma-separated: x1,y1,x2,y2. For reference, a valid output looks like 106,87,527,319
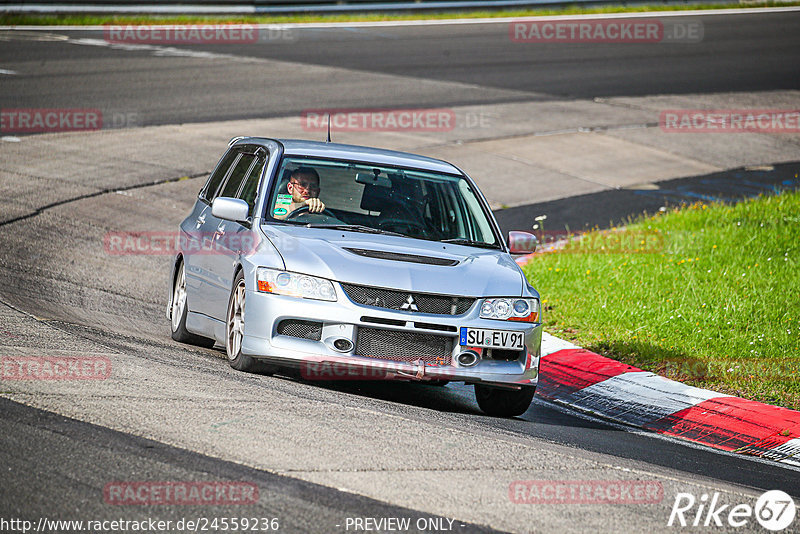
343,247,459,266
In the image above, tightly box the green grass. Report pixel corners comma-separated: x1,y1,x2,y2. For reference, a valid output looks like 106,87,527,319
522,189,800,410
2,1,798,26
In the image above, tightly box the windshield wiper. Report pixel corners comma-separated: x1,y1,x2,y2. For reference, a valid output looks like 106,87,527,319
306,224,406,237
441,238,502,250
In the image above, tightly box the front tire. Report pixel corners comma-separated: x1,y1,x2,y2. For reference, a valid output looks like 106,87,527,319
474,384,535,417
226,271,259,372
170,260,215,348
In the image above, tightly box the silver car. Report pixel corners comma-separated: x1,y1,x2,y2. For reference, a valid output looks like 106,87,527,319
168,138,542,416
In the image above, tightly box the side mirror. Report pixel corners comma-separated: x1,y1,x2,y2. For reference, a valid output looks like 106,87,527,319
212,197,249,223
508,231,538,254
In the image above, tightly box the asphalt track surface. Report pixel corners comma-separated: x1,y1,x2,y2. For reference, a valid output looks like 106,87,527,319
0,11,798,125
1,10,800,534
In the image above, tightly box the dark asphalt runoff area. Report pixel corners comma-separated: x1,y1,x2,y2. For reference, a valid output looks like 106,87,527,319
1,10,800,533
494,161,800,233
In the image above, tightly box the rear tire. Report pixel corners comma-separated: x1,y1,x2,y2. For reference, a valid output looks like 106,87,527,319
226,271,259,372
170,260,215,348
474,384,535,417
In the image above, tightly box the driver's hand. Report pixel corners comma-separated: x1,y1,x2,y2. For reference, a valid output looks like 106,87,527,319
305,198,325,213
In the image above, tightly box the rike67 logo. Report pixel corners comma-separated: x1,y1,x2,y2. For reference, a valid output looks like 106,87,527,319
668,490,796,531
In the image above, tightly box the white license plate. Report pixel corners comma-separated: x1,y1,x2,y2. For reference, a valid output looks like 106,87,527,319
459,327,524,350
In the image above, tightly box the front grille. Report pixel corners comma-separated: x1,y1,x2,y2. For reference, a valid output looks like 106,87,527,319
361,316,406,327
277,319,322,341
341,283,474,315
355,327,453,365
413,322,458,333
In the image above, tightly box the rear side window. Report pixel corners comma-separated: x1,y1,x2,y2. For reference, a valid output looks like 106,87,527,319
219,154,256,199
201,149,238,202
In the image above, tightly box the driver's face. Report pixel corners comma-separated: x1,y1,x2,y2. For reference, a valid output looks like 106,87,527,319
288,175,320,203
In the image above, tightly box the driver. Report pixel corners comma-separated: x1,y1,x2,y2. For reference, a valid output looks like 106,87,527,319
274,167,325,220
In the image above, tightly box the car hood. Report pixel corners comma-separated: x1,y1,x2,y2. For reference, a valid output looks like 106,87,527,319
260,225,526,297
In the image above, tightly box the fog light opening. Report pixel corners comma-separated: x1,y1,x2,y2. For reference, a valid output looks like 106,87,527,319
457,350,479,367
332,338,353,352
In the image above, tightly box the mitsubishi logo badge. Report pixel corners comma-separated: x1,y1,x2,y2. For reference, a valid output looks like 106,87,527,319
400,295,418,311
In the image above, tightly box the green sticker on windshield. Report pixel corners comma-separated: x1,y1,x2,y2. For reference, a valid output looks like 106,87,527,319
276,194,292,206
273,207,288,216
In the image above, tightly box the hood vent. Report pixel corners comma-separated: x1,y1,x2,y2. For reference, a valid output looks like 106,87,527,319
344,247,459,266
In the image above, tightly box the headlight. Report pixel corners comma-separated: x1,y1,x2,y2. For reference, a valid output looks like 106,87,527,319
256,268,337,301
480,298,539,322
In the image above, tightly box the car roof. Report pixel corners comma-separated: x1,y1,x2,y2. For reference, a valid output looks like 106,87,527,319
232,137,463,176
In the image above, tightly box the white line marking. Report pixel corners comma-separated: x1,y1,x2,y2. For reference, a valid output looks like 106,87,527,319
770,438,800,467
541,331,578,357
564,370,730,427
66,37,257,61
1,7,798,31
0,68,18,75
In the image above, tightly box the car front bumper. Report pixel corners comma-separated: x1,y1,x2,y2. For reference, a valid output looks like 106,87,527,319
241,287,541,388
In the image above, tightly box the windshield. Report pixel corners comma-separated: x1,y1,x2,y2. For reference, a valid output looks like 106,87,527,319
264,155,500,247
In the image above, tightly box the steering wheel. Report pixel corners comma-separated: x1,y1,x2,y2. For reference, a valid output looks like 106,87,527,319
285,205,339,221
